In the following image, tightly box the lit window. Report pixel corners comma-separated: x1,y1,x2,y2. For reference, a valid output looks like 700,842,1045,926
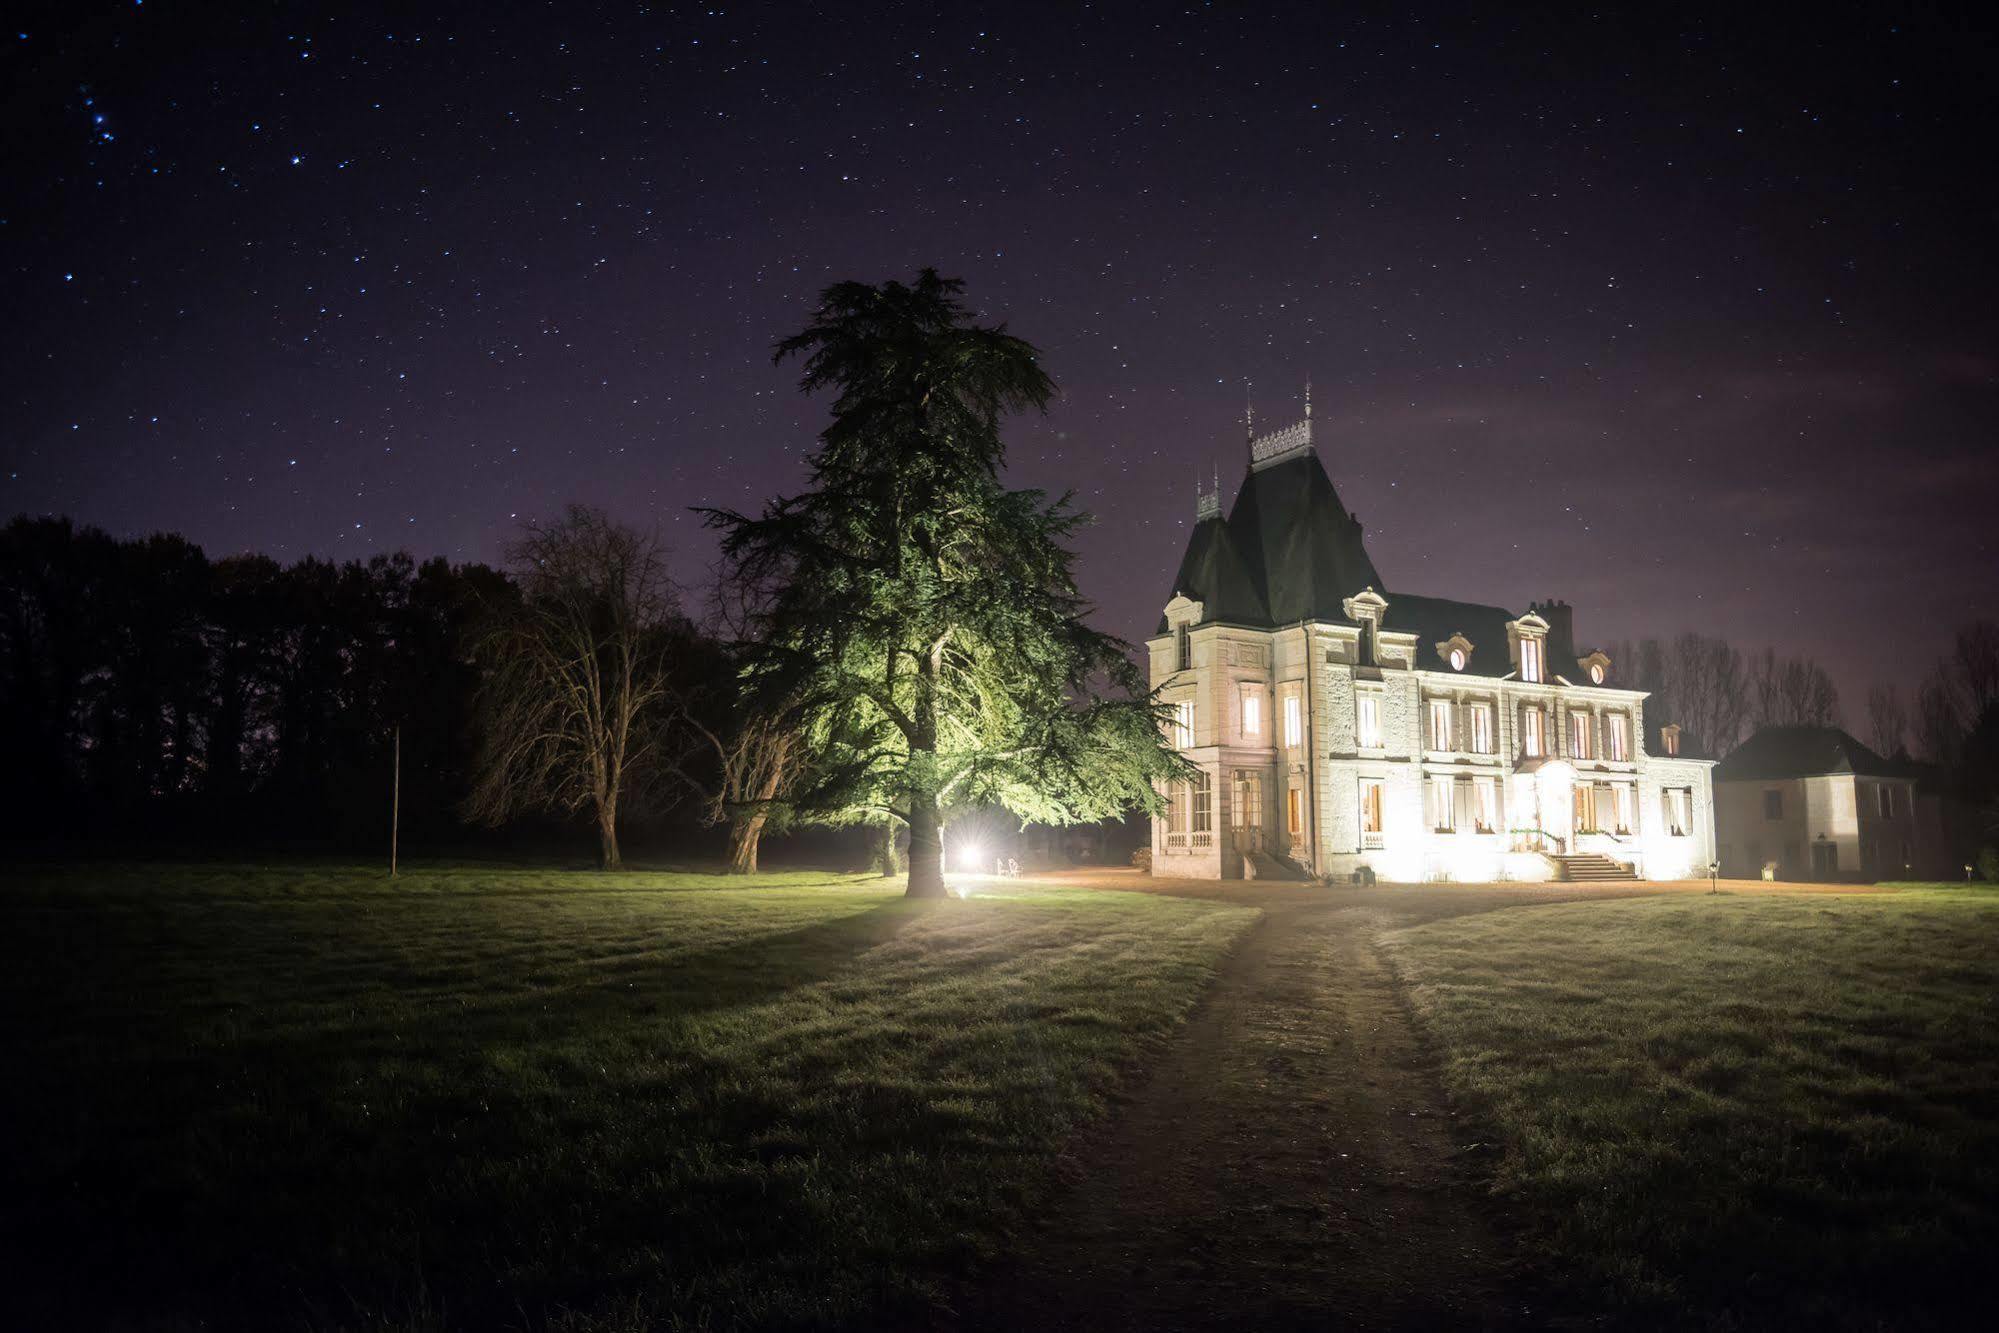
1665,787,1691,836
1662,725,1680,757
1607,714,1629,762
1612,783,1633,834
1175,623,1190,672
1287,787,1303,840
1356,692,1382,748
1449,647,1466,671
1359,778,1383,834
1589,662,1605,685
1428,698,1453,751
1569,711,1592,759
1474,777,1498,833
1190,770,1212,834
1233,770,1262,831
1470,703,1493,754
1521,706,1545,757
1241,685,1263,738
1172,701,1194,749
1519,637,1544,683
1431,774,1455,832
1574,783,1598,833
1167,783,1187,834
1283,693,1302,747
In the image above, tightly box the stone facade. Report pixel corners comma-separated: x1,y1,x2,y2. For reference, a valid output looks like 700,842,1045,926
1146,415,1717,884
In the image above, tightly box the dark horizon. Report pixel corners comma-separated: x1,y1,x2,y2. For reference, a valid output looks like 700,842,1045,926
7,2,1996,711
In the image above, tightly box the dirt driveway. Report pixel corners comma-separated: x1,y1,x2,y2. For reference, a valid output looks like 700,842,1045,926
955,873,1789,1331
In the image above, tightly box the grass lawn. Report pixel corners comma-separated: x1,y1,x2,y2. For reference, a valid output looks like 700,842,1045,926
0,862,1255,1331
1383,884,1999,1329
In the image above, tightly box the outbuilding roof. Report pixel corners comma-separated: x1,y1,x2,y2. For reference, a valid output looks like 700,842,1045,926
1713,725,1907,782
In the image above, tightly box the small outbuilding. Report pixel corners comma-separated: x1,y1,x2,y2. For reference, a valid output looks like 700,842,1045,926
1713,725,1941,881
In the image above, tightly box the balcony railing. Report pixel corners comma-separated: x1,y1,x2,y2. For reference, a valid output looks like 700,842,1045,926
1362,830,1385,850
1509,827,1566,855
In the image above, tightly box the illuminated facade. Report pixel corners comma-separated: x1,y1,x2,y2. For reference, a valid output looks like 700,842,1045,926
1146,403,1717,883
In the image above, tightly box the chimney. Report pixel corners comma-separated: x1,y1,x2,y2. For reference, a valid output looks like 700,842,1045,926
1538,599,1576,664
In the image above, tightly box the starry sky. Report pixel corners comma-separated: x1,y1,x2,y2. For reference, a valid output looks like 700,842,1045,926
6,1,1996,705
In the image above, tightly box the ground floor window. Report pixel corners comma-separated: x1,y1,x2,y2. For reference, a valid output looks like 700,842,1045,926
1664,787,1691,837
1474,777,1499,833
1573,783,1598,834
1611,783,1633,835
1190,770,1212,836
1232,770,1262,826
1286,787,1304,843
1351,775,1383,851
1431,774,1455,832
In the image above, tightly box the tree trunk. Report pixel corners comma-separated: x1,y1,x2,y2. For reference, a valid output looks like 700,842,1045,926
905,640,947,898
728,811,766,875
905,793,946,897
873,822,898,877
597,797,622,870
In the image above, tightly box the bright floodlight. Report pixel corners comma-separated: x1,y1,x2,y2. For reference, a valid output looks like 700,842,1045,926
957,842,985,872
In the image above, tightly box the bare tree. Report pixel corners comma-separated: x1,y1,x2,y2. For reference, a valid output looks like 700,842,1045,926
1954,620,1999,718
1917,660,1966,767
1745,646,1841,731
1866,683,1910,757
1667,632,1748,754
680,707,801,874
464,507,683,869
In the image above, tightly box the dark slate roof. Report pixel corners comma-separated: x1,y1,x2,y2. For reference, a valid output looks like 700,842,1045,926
1157,513,1268,631
1713,726,1905,782
1378,593,1519,679
1159,445,1386,632
1226,449,1386,623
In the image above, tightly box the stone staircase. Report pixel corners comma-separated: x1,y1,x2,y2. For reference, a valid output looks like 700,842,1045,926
1243,848,1314,881
1553,852,1639,883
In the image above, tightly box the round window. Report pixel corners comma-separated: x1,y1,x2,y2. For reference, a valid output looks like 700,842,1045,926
1449,648,1465,671
1589,663,1605,684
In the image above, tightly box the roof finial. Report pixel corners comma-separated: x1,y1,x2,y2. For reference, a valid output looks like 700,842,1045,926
1304,377,1312,420
1245,379,1255,450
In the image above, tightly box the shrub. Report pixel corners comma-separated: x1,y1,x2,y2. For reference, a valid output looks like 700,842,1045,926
1978,846,1999,883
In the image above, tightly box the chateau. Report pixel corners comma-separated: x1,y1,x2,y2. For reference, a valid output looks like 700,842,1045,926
1147,400,1717,883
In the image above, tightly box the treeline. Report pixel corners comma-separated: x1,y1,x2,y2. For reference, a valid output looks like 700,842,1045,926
1601,633,1845,755
1605,625,1999,853
0,515,509,847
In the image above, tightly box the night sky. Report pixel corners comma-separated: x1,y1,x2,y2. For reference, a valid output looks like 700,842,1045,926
6,2,1996,703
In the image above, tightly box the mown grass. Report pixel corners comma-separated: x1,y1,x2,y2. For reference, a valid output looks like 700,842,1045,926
1383,884,1999,1329
0,862,1255,1331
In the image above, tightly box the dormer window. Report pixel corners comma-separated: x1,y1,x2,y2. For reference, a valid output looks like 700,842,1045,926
1175,622,1191,672
1436,632,1473,673
1519,637,1545,683
1578,649,1612,686
1661,724,1681,758
1589,663,1605,685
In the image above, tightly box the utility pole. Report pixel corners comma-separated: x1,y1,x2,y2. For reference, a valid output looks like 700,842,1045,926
390,725,401,878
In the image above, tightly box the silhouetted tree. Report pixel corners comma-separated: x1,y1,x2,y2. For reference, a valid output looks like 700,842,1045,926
1666,631,1750,754
1745,646,1841,730
1866,683,1910,758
